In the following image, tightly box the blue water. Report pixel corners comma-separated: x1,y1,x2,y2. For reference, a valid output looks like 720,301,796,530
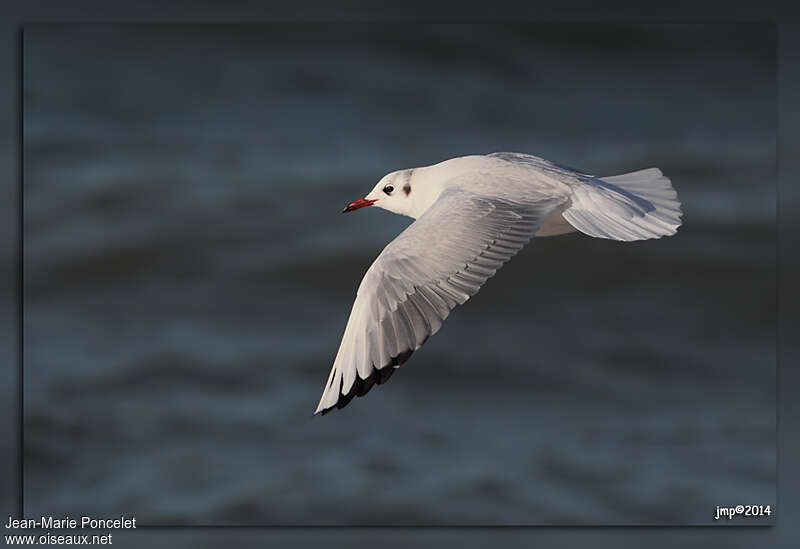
22,24,775,524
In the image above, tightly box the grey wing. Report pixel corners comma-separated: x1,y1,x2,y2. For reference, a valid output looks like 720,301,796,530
315,188,563,414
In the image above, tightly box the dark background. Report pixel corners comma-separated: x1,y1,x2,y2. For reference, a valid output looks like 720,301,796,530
20,24,776,525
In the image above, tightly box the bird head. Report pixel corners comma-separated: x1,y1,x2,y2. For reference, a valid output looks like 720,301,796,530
343,169,420,218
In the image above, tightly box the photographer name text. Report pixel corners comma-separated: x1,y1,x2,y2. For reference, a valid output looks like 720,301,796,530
5,516,136,530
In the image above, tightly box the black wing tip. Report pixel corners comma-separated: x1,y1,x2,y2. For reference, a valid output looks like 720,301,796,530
315,349,414,416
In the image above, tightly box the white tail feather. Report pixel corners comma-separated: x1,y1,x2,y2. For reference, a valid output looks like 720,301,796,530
561,168,682,241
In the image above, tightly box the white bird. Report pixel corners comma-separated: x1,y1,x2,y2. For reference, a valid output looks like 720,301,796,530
315,152,682,415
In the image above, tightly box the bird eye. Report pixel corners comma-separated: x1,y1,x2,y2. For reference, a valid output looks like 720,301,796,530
383,185,394,195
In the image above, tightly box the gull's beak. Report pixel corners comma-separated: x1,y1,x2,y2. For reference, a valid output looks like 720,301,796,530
342,197,377,213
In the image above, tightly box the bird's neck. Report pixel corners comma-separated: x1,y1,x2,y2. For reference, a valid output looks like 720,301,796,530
405,169,447,219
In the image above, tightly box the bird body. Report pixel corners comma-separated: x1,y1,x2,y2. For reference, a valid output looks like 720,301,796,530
371,153,577,220
316,152,682,414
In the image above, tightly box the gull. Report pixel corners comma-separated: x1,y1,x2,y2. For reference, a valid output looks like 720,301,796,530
315,152,682,415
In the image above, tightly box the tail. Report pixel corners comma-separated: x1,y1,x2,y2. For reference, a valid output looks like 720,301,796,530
561,168,682,241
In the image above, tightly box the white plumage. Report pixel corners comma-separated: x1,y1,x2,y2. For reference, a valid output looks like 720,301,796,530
315,152,682,414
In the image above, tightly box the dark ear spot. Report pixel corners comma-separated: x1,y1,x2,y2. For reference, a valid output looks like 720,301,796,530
403,183,411,196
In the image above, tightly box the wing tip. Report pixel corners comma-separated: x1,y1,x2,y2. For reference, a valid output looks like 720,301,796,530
313,350,414,416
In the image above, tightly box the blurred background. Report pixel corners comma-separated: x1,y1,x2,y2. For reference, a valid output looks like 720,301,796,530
22,24,775,525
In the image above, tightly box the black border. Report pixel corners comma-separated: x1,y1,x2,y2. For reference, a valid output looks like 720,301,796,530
3,2,798,547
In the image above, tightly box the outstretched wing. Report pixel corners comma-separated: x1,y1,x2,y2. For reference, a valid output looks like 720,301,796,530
315,188,563,414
